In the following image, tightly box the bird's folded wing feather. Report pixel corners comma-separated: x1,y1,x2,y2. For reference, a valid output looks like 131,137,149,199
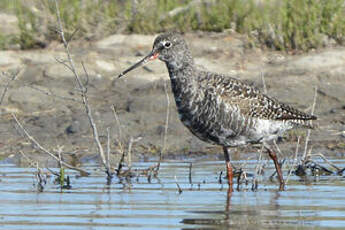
208,75,317,122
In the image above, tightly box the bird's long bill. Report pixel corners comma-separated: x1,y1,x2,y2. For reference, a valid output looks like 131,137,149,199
118,51,159,78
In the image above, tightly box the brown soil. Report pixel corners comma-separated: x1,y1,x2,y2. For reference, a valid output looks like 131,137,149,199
1,32,344,167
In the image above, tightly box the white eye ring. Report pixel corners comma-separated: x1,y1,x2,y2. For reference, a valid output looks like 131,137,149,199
164,41,172,48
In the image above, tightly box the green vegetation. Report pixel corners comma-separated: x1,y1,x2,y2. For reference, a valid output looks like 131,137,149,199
1,0,345,50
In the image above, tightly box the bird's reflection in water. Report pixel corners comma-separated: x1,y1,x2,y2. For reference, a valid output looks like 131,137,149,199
181,187,283,229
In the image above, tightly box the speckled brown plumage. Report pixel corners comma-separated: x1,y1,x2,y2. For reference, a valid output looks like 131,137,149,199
118,32,317,189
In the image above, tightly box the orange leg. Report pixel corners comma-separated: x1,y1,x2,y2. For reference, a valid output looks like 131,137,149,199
223,147,233,188
267,148,285,191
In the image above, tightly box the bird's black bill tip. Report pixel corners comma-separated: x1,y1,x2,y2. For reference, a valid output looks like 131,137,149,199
117,51,159,79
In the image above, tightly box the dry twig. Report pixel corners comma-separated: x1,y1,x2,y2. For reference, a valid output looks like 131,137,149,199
20,151,46,192
54,0,111,177
28,85,78,102
188,162,193,184
285,136,301,184
309,152,341,172
156,81,170,172
111,105,125,154
260,70,267,94
252,145,264,191
12,113,89,175
302,86,318,161
0,70,19,106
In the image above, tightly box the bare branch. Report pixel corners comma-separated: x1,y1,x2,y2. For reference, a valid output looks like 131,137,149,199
260,70,267,94
111,105,123,141
156,81,170,172
302,86,318,161
54,0,111,177
28,85,79,102
20,150,41,169
309,152,341,171
54,57,73,72
127,136,142,170
252,145,264,191
285,136,300,184
12,113,89,175
0,70,20,106
66,28,80,44
106,127,111,172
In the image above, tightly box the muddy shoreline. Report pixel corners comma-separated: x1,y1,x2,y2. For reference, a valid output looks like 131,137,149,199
0,32,344,166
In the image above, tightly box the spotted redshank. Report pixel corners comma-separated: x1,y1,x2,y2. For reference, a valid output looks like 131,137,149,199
118,32,317,190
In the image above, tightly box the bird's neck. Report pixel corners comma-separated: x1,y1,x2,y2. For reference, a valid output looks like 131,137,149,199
166,62,197,99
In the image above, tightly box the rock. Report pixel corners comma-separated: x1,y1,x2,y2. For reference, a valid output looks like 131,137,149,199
330,108,337,114
65,120,81,135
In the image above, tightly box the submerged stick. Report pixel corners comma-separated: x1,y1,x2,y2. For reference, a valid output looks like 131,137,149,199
260,70,267,94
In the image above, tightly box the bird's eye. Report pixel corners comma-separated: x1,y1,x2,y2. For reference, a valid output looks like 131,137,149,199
164,41,172,48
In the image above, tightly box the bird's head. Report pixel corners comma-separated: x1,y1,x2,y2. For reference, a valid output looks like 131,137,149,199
118,32,192,78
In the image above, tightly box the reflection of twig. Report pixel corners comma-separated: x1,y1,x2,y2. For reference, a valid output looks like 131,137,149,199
285,136,300,184
12,113,89,175
302,86,317,161
116,145,126,175
106,127,111,172
20,151,45,192
188,162,192,184
174,175,183,194
54,0,111,178
0,70,19,106
116,136,142,175
218,171,223,184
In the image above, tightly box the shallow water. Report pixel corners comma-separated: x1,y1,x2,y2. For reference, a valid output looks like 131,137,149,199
0,159,345,229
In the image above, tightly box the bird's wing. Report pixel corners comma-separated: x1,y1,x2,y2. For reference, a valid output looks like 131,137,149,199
206,74,317,122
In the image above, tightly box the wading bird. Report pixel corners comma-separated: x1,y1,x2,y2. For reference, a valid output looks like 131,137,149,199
118,32,316,190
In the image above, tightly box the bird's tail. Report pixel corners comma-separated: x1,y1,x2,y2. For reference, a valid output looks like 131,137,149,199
290,118,318,129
